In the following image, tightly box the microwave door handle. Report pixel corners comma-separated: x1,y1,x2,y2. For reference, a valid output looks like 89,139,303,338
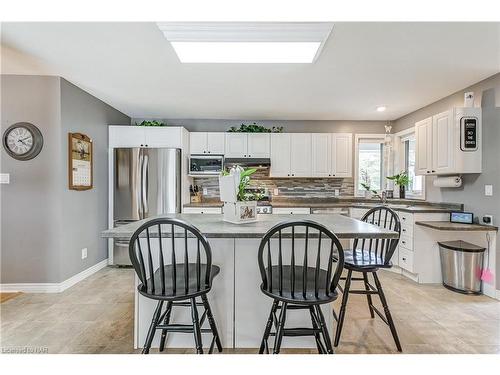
142,152,149,217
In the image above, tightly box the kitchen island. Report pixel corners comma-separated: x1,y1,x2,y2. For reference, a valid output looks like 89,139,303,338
102,213,398,350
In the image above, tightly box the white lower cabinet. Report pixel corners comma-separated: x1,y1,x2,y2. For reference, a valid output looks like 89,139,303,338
183,207,222,214
350,208,450,280
272,207,310,215
398,247,414,273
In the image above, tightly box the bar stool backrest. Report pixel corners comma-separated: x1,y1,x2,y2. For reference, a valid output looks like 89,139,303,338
353,206,401,265
258,220,345,300
128,217,213,296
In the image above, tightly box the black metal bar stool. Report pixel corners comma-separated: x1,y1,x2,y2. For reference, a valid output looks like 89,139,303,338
257,220,345,354
128,217,223,354
333,206,402,352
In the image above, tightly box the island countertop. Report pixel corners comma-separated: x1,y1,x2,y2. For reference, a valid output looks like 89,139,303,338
102,213,399,240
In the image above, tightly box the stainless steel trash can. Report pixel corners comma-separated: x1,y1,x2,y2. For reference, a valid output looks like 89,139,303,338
438,240,485,294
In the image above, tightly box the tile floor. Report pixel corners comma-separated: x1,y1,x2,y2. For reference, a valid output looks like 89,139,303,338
1,267,499,354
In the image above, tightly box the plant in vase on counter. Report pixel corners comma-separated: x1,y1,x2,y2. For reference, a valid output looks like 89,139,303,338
386,171,410,199
359,169,377,199
219,166,261,224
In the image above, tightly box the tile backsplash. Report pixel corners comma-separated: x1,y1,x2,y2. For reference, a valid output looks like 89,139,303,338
192,169,354,200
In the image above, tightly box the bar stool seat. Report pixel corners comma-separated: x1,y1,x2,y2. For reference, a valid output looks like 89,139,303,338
342,250,393,270
261,265,339,304
138,264,221,300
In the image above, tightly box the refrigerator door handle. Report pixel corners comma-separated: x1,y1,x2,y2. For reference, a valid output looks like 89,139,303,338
137,149,144,220
142,152,149,216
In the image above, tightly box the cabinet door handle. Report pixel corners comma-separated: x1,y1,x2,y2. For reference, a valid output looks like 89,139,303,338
402,241,406,244
203,151,206,153
431,170,436,173
248,155,251,157
208,151,211,154
287,174,290,176
402,257,407,261
402,228,406,232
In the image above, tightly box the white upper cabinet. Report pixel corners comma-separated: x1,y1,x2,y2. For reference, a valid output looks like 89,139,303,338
206,132,225,154
224,133,270,158
145,127,182,148
225,133,248,157
109,126,182,148
190,132,225,154
415,107,481,176
290,133,312,177
247,133,271,158
109,126,146,147
189,132,207,154
432,110,454,174
270,133,291,177
415,117,433,175
271,132,352,178
311,134,331,177
331,133,352,177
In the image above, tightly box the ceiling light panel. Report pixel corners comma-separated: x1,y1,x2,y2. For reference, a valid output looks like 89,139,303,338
157,22,333,63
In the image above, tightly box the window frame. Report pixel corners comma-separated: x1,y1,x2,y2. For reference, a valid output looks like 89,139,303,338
354,134,386,197
394,128,426,200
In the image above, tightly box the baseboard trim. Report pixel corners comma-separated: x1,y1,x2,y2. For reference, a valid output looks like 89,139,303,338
0,258,109,293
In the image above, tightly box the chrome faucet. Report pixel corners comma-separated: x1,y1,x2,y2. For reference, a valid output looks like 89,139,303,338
373,190,388,204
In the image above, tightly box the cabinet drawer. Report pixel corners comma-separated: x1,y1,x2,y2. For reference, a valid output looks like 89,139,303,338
398,211,414,226
399,247,414,273
399,232,413,251
183,207,222,214
272,207,310,215
400,222,413,237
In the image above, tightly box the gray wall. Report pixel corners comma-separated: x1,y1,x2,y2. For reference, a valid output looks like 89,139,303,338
59,79,130,281
1,75,130,284
1,75,63,283
393,72,500,284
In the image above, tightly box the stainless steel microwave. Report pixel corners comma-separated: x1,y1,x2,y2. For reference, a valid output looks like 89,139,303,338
189,154,224,175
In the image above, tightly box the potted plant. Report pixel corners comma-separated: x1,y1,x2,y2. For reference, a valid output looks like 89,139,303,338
219,166,261,224
386,171,410,199
359,169,376,199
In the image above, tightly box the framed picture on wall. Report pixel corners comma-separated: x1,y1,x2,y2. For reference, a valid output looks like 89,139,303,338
68,132,93,190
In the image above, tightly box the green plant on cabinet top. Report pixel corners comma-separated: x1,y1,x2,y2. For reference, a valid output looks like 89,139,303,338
227,122,283,133
135,120,167,127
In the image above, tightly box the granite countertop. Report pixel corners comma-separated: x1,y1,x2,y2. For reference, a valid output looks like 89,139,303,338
184,198,461,213
102,213,399,240
416,221,498,231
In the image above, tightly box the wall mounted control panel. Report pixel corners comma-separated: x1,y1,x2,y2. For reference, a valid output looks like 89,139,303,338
461,117,478,151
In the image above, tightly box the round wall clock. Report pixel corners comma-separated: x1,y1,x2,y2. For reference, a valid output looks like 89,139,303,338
2,122,44,161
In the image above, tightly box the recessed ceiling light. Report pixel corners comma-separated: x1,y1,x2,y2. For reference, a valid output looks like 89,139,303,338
157,22,333,64
376,106,387,112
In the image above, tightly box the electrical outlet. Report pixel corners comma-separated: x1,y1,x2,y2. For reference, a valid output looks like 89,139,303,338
485,185,493,196
0,173,10,184
203,187,208,195
334,189,340,197
273,188,279,196
81,248,88,259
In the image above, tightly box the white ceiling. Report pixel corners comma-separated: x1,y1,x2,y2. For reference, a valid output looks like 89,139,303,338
1,22,499,120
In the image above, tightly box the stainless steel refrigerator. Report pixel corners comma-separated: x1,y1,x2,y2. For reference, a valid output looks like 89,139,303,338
112,148,181,265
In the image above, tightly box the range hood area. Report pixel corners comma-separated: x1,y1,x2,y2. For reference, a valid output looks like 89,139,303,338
224,157,271,167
